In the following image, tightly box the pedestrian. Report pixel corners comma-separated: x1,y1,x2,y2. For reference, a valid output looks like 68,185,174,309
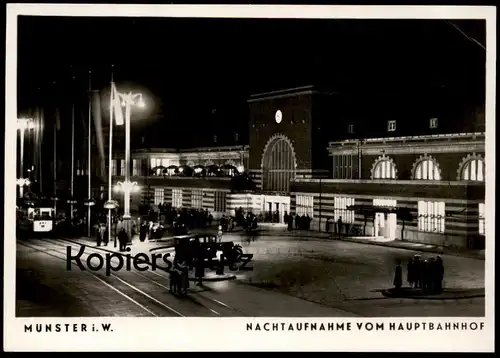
435,256,444,293
287,214,293,231
407,257,416,288
118,228,128,252
422,259,430,292
428,257,437,293
178,260,189,295
393,259,403,290
414,255,423,289
169,268,180,294
337,216,343,238
95,222,102,247
139,222,147,242
103,226,109,246
195,254,205,286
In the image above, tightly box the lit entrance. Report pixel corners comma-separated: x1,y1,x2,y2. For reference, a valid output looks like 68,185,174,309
262,195,291,224
373,199,398,240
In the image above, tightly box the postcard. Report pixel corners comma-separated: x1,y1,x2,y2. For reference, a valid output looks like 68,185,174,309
4,4,495,352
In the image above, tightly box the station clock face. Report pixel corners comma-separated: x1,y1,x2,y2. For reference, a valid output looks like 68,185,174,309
275,110,283,124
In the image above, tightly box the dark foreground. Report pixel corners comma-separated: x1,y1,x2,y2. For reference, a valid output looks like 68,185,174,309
16,233,485,317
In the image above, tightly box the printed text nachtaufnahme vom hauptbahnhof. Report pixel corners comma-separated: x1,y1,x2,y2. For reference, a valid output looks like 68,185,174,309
246,321,485,332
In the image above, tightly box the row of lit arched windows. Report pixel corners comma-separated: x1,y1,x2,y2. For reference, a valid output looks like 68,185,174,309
371,154,485,181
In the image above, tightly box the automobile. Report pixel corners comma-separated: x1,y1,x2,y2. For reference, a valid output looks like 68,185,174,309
173,233,244,268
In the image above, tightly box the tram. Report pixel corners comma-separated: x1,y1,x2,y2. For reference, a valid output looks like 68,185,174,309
17,204,56,238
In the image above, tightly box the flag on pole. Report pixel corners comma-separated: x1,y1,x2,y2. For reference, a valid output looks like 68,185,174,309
110,82,124,126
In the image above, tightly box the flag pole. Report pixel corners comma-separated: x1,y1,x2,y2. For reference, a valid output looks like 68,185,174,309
108,65,115,247
53,82,59,218
54,103,58,214
87,69,92,237
70,77,75,221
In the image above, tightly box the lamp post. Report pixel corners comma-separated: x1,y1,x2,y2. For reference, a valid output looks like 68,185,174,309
114,181,140,240
17,118,32,198
115,91,144,239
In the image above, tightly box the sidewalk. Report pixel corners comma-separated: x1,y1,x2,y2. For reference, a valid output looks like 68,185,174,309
59,236,237,282
246,229,486,260
381,287,485,300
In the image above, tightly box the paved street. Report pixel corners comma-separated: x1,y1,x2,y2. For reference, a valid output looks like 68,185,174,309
16,232,485,317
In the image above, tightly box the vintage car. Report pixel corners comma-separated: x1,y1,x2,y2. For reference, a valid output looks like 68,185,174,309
173,233,244,268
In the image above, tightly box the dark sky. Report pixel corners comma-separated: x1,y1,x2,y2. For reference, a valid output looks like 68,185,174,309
17,16,486,147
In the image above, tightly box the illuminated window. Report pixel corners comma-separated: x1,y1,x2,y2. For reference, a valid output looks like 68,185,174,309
387,120,396,132
213,135,218,143
429,118,438,129
154,188,164,205
296,195,314,217
191,189,203,209
414,158,442,180
172,189,183,208
372,158,396,179
461,158,485,181
373,198,396,208
112,159,117,176
479,203,485,235
348,124,354,134
132,159,141,176
235,133,239,142
119,159,125,176
214,191,227,212
334,197,355,223
418,201,445,233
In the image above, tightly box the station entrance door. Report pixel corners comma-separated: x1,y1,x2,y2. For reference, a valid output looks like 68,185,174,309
262,195,291,224
373,199,398,240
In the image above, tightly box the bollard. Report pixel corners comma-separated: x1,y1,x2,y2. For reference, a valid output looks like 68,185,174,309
216,254,224,275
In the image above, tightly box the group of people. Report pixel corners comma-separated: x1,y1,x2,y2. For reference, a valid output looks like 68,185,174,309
169,244,209,295
169,258,190,295
156,204,214,230
283,212,313,231
393,255,445,294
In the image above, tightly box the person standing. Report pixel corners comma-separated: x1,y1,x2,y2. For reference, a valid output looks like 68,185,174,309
435,256,444,293
95,221,102,247
99,223,106,247
407,257,416,288
118,228,128,252
393,259,403,290
337,216,343,239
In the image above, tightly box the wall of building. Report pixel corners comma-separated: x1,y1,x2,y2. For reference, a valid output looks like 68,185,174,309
248,90,313,171
290,179,484,249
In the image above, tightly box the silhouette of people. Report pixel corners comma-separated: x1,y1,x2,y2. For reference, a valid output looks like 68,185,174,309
435,256,444,293
393,259,403,290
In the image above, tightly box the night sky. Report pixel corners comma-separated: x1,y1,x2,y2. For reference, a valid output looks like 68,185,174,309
17,16,486,148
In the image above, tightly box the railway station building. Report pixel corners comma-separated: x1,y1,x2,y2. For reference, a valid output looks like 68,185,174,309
101,85,485,249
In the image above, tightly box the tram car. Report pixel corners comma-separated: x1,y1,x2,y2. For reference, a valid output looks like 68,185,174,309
17,206,56,238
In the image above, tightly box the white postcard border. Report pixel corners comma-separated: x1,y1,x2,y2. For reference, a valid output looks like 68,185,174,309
4,4,496,352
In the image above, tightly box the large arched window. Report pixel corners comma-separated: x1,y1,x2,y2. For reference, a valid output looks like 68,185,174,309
261,134,297,192
460,157,485,181
413,156,442,180
371,156,397,179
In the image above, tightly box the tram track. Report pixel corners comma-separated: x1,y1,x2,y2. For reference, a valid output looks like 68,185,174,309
17,240,185,317
51,237,249,317
19,238,248,317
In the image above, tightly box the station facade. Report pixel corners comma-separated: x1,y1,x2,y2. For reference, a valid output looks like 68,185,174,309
107,85,485,249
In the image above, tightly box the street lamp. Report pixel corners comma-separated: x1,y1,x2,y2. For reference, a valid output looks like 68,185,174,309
114,181,140,240
16,178,31,199
115,90,144,240
17,118,32,198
